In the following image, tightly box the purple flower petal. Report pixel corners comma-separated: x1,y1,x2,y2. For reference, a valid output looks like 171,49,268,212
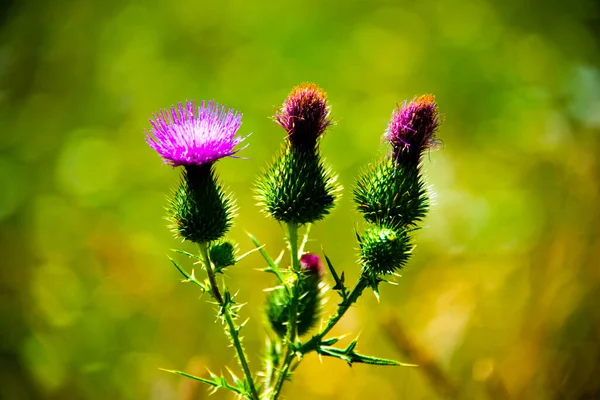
386,95,441,165
146,100,247,166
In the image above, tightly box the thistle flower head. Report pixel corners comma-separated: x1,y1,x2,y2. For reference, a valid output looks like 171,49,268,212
275,83,331,149
300,253,323,276
147,100,246,167
386,95,440,165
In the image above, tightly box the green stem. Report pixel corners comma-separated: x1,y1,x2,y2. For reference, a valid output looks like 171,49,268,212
298,275,368,354
270,223,300,399
286,222,301,343
199,243,223,303
270,276,369,399
198,243,259,400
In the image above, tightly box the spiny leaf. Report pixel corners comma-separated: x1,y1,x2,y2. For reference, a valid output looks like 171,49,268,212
316,338,416,367
171,248,201,261
168,258,209,292
323,252,348,300
298,223,312,256
169,257,191,280
247,232,286,285
159,368,245,396
235,245,265,263
320,336,341,346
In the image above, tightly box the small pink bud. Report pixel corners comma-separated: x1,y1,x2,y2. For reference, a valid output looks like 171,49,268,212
300,253,323,276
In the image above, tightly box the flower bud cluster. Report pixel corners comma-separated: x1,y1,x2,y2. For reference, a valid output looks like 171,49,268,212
145,87,443,398
355,96,441,276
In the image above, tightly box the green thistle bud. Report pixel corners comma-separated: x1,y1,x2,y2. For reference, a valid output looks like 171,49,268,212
168,164,234,243
265,254,324,338
209,241,237,270
354,157,428,229
359,226,412,275
354,96,442,230
257,146,338,224
257,83,340,225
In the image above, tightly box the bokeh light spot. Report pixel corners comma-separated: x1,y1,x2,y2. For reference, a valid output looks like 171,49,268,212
0,157,27,221
56,133,121,203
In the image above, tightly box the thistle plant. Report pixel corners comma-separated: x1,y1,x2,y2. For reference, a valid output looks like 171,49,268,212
145,86,442,399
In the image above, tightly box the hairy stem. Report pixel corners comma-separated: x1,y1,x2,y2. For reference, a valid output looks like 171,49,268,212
199,243,259,400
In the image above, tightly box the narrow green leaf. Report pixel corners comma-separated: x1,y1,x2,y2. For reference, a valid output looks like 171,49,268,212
323,252,348,299
247,232,277,269
247,232,286,285
159,368,243,394
235,245,266,263
169,257,191,280
171,248,201,261
298,223,312,256
316,340,416,367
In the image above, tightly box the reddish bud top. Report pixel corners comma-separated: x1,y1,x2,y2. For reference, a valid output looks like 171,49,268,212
386,95,441,166
275,83,332,150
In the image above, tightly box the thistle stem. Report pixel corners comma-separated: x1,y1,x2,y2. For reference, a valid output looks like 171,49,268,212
299,275,368,353
199,243,224,303
270,274,369,399
198,243,259,400
270,223,300,399
286,222,301,343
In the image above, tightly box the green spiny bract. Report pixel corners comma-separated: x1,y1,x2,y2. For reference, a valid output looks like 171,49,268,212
256,146,339,225
168,164,235,243
358,225,412,275
209,241,237,270
265,272,323,338
354,158,428,230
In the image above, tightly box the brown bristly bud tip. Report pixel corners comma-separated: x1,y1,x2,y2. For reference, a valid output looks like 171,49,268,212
275,83,332,149
386,94,441,166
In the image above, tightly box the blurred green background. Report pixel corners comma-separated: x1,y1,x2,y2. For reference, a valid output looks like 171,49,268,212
1,0,600,399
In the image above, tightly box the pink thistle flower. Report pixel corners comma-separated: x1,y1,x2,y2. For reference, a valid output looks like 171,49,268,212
146,100,247,167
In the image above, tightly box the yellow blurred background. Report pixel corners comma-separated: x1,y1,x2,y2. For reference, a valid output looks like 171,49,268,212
1,0,599,399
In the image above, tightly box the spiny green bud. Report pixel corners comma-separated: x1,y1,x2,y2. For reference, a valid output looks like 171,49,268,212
359,226,412,275
265,253,324,338
354,96,442,230
209,241,236,270
354,157,428,229
257,146,339,224
168,164,234,243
